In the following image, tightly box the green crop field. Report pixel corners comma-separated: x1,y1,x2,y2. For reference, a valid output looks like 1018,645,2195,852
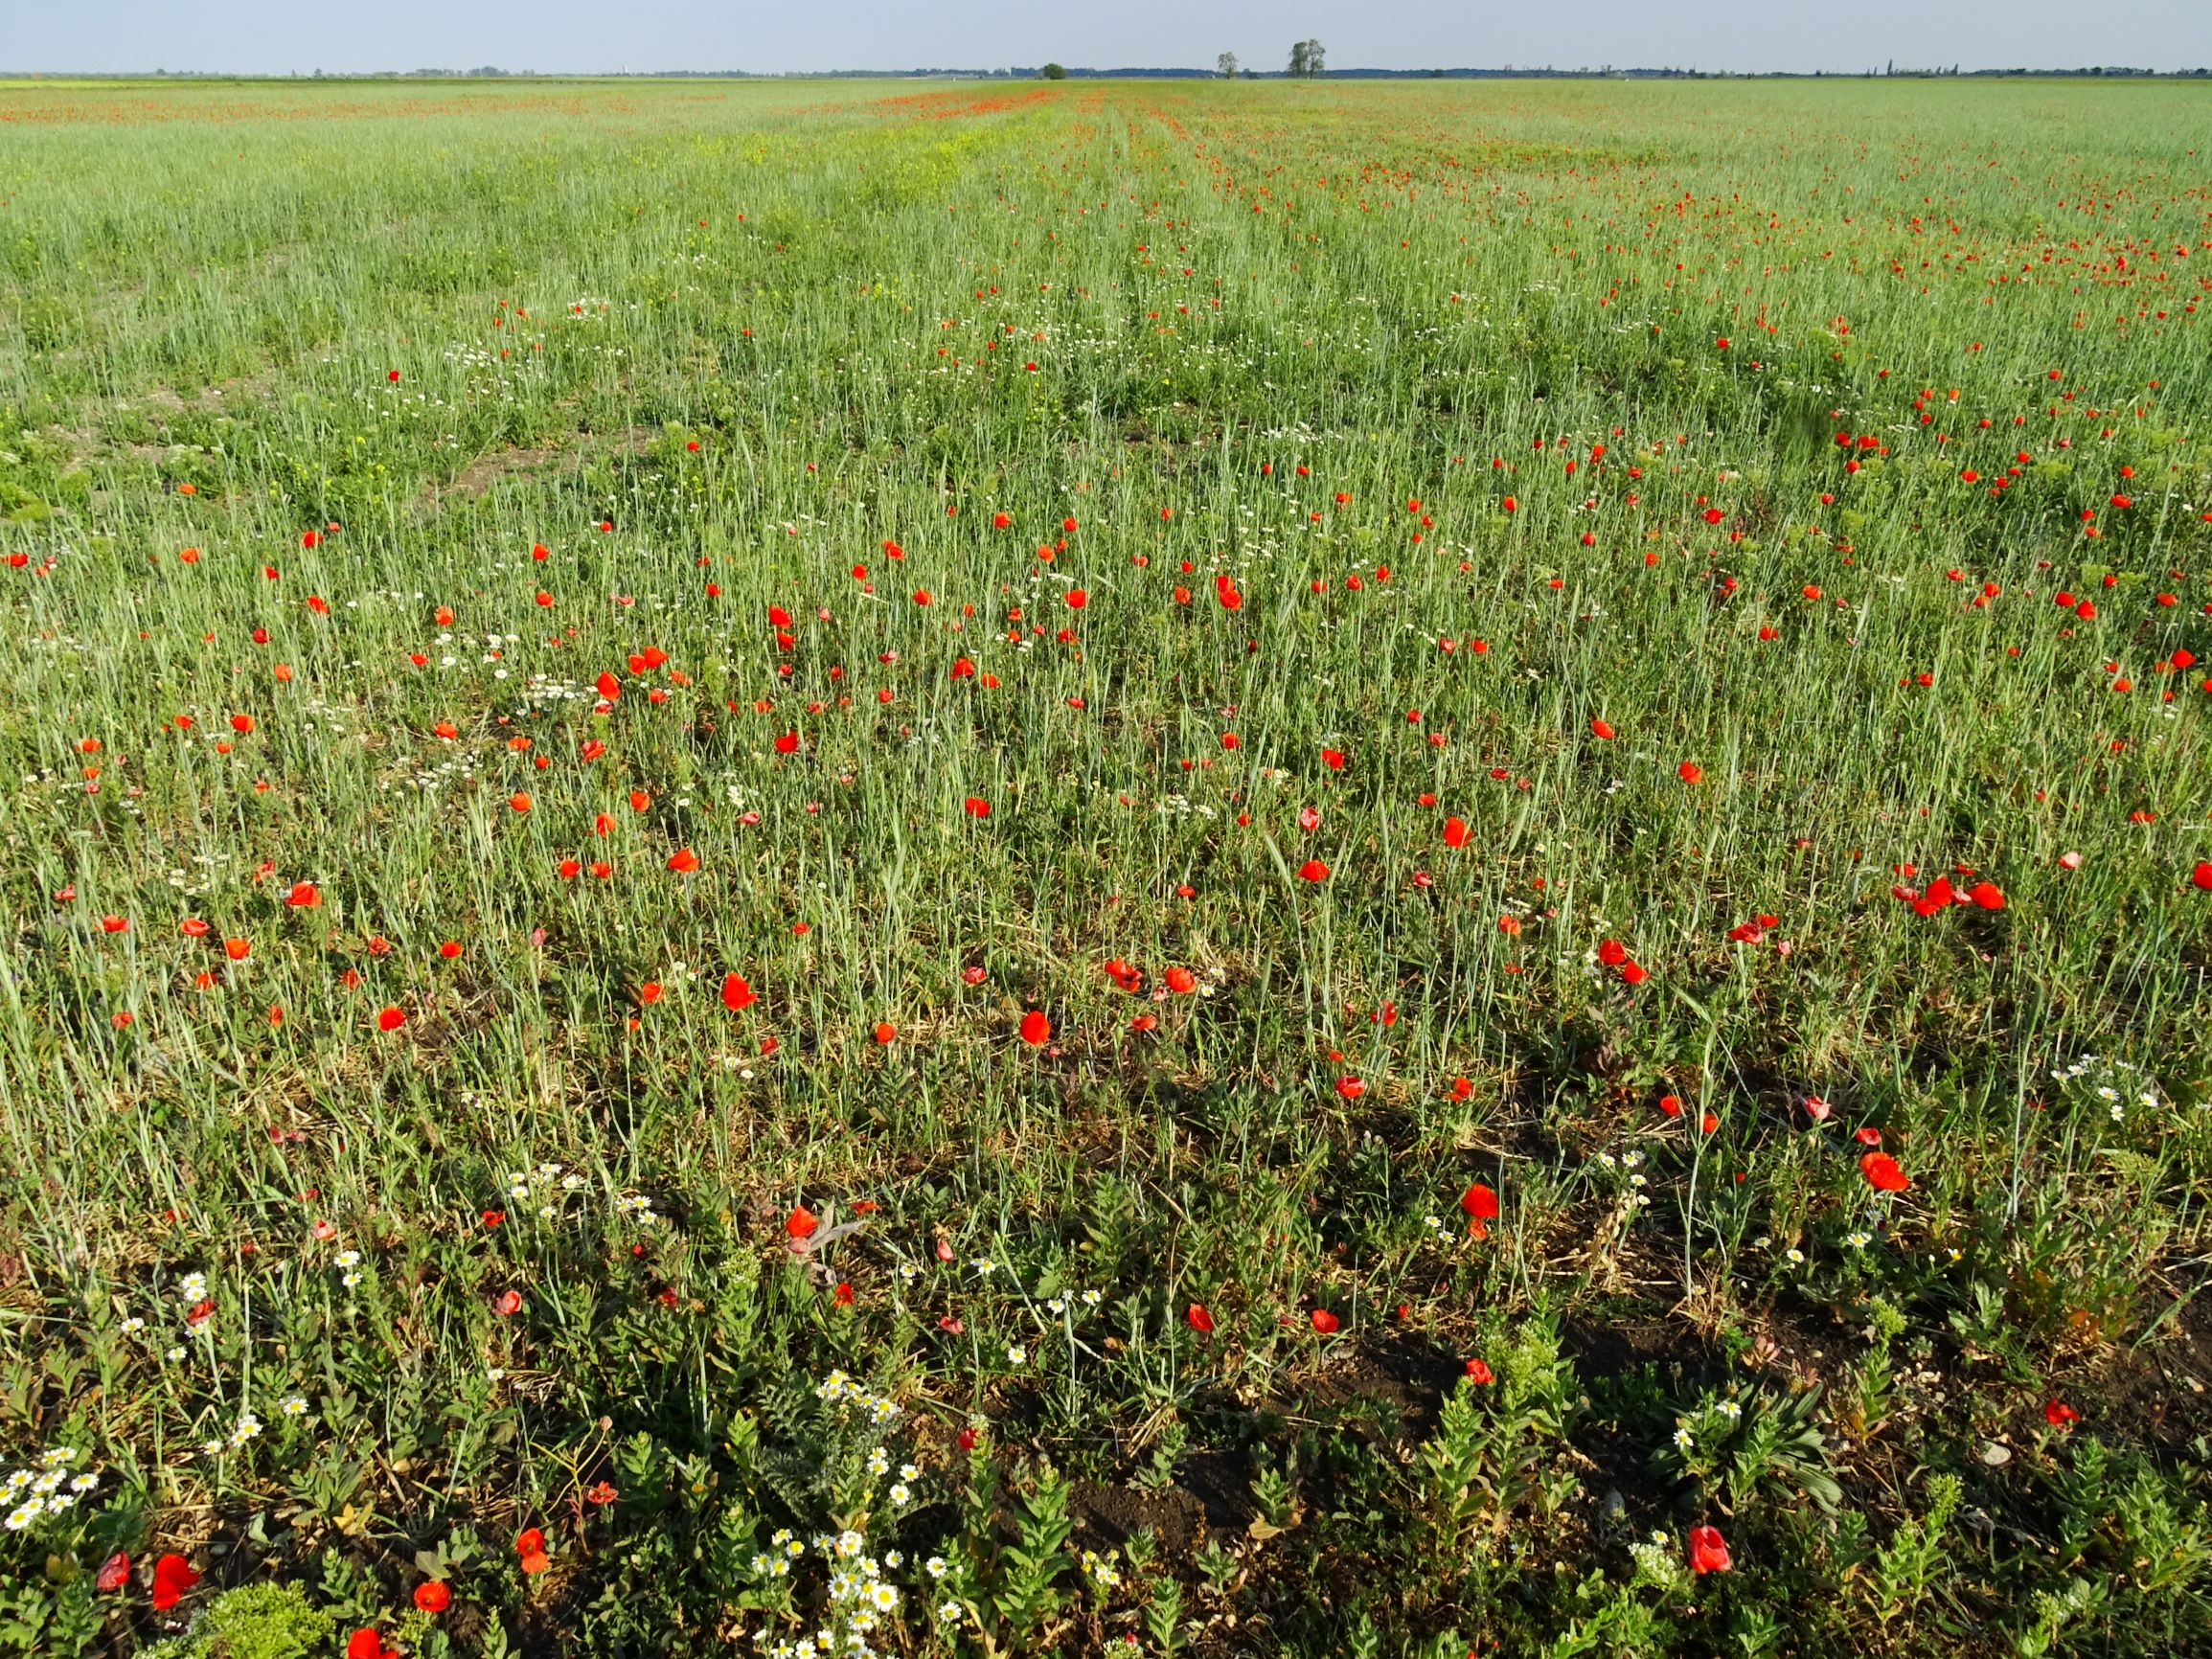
2,71,2211,1658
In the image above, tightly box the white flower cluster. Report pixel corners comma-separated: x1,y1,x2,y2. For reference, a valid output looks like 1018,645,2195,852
2053,1057,2166,1124
200,1409,263,1459
3,1448,98,1533
814,1370,902,1428
753,1530,902,1659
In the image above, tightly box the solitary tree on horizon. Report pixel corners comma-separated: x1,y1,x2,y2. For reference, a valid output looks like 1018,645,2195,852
1288,39,1326,78
1218,51,1239,79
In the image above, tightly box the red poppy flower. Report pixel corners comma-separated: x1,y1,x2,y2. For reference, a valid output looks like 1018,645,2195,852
773,732,799,755
150,1554,199,1611
1859,1151,1910,1193
2045,1399,2081,1429
1589,718,1615,739
1310,1307,1340,1334
1911,875,1957,917
1018,1010,1051,1045
376,1006,405,1033
667,848,699,874
1677,761,1703,785
874,1021,896,1044
1321,747,1346,770
2193,861,2212,892
787,1206,819,1239
963,796,991,818
1165,966,1197,993
1443,816,1471,849
223,938,251,961
1461,1183,1499,1241
349,1631,397,1659
285,880,320,908
721,972,757,1011
515,1529,549,1574
1298,859,1330,882
494,1289,523,1315
1464,1357,1494,1384
413,1582,451,1614
1186,1303,1216,1333
1688,1525,1731,1574
97,1551,131,1593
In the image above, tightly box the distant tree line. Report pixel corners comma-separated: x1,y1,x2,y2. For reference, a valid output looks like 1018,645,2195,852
81,62,2212,81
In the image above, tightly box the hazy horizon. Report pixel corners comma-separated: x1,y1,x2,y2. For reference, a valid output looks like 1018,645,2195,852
8,0,2211,78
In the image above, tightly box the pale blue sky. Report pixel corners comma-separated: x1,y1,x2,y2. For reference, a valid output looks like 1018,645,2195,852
8,0,2209,76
